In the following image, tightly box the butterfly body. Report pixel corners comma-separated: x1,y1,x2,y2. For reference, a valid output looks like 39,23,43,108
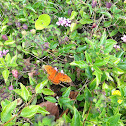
43,65,72,85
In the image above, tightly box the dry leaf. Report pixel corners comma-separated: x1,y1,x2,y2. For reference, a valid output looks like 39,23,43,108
39,101,59,120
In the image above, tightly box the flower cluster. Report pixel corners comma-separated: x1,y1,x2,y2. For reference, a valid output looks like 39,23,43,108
0,49,9,58
113,44,120,49
56,17,71,27
12,69,18,78
121,35,126,42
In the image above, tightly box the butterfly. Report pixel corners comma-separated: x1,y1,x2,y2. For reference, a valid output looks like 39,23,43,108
43,65,72,85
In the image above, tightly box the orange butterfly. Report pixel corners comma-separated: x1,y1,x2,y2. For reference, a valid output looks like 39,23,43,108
43,65,72,85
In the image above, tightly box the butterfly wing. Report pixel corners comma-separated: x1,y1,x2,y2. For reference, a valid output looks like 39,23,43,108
55,72,72,83
43,65,57,82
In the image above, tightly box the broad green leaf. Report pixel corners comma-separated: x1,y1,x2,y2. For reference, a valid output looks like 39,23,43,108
1,99,11,110
70,23,77,32
44,96,57,103
4,40,15,45
89,78,96,90
0,41,3,45
35,80,48,94
93,65,103,74
84,86,92,101
1,100,17,123
85,38,94,49
100,12,112,19
13,89,22,96
104,39,117,54
104,71,113,81
100,30,106,46
70,11,78,20
79,18,93,24
5,53,11,65
29,76,36,85
37,106,50,115
107,114,121,126
70,61,88,69
110,29,118,37
35,14,51,30
94,59,108,66
109,56,120,65
10,55,17,67
85,51,92,64
20,83,30,101
62,87,71,98
23,123,30,126
71,106,81,126
20,105,40,118
112,67,124,75
42,88,54,95
2,69,9,83
25,5,36,13
93,71,101,87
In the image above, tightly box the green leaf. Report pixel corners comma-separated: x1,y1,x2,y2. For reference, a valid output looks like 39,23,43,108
25,5,36,13
104,71,113,81
85,51,92,64
2,69,9,83
70,23,77,32
37,106,50,115
79,18,93,24
85,38,94,49
35,80,48,94
0,41,3,45
109,56,120,65
70,11,78,20
107,114,121,126
84,86,92,101
110,29,118,37
104,39,117,54
5,53,11,65
13,89,22,96
10,55,17,67
93,65,102,74
44,96,57,103
42,88,54,95
71,106,81,126
112,67,124,75
35,14,51,30
70,61,88,69
89,78,96,90
4,40,15,45
20,105,40,118
1,100,17,123
100,12,112,19
93,71,101,87
23,123,30,126
62,87,71,98
100,30,106,46
20,83,30,101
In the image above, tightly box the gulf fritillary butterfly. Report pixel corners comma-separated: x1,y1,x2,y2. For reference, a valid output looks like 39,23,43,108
43,65,72,85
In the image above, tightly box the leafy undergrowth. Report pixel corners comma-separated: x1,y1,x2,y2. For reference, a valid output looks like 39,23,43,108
0,0,126,126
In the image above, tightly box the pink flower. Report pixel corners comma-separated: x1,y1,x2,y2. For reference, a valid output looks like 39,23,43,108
106,2,112,8
8,85,13,90
56,17,71,27
12,69,18,78
92,0,97,8
121,35,126,42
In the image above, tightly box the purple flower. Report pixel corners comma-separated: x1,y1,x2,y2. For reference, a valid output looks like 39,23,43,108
106,2,112,8
121,35,126,42
2,35,8,41
2,49,9,55
56,17,71,27
22,24,28,30
68,9,72,16
8,85,13,90
92,0,97,8
16,22,21,27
